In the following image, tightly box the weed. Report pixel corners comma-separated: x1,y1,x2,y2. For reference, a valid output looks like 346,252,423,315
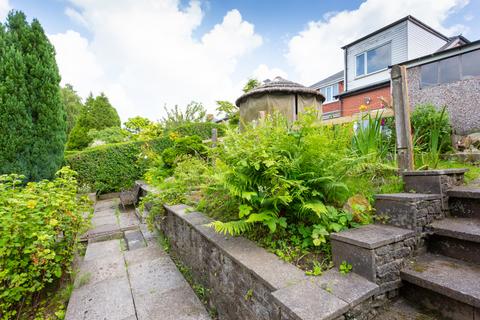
339,261,353,275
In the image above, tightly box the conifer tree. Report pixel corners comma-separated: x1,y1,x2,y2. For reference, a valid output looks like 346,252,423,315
0,11,66,180
61,84,84,135
67,93,121,150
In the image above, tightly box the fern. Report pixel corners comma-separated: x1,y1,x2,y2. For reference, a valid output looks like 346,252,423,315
207,220,253,236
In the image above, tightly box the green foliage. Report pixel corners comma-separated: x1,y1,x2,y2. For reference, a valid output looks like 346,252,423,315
61,84,83,135
161,135,207,169
0,11,66,181
352,111,391,159
88,127,132,145
124,116,152,134
65,137,172,193
161,101,207,130
412,105,452,169
66,93,121,150
0,167,91,318
170,122,225,140
216,100,239,125
339,261,353,275
142,156,214,228
205,111,364,240
242,78,260,93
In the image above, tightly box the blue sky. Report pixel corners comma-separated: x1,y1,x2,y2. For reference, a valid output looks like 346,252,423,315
1,0,479,120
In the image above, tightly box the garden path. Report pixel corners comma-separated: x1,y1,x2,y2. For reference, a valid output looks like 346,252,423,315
65,198,210,320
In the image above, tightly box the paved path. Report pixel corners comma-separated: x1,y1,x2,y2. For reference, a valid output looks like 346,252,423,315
66,199,210,320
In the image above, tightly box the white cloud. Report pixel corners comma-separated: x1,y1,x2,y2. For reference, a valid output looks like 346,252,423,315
252,64,288,81
64,7,88,28
286,0,469,85
52,0,262,121
49,30,104,99
0,0,10,21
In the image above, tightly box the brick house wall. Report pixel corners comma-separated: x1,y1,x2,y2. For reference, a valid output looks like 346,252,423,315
340,85,391,116
323,81,344,113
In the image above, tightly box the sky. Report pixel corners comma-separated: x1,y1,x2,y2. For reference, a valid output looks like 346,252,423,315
0,0,479,121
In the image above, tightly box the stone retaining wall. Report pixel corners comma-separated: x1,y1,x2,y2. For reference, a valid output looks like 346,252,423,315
158,204,380,320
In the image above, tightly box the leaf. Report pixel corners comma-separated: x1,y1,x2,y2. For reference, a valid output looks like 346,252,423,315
303,201,328,218
238,204,252,218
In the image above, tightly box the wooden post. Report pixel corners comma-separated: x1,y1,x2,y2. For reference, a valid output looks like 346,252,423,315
391,65,414,171
211,128,218,148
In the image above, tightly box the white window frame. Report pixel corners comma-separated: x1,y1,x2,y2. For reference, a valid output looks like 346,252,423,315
320,83,339,104
355,42,391,78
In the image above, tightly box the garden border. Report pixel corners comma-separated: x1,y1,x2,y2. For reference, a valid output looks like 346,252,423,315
136,182,392,320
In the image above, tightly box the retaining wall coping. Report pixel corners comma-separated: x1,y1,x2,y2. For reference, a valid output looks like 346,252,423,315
330,224,414,250
313,269,379,307
164,204,308,291
272,280,349,320
374,193,441,201
402,169,468,176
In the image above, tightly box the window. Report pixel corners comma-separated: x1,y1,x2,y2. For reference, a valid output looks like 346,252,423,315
420,62,438,87
439,56,460,84
356,55,365,77
320,83,339,103
462,50,480,79
420,49,480,88
355,42,391,77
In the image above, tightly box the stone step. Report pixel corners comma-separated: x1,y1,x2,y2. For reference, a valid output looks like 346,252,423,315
428,218,480,264
430,218,480,243
448,187,480,218
401,254,480,314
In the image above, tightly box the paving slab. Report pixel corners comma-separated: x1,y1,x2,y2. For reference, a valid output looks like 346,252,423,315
312,269,379,307
330,224,414,249
75,254,126,287
84,239,123,261
272,279,349,320
448,186,480,199
401,253,480,308
430,217,480,243
127,249,210,320
66,277,136,320
374,193,441,201
124,229,146,251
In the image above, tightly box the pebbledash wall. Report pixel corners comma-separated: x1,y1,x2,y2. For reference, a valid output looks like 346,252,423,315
406,60,480,136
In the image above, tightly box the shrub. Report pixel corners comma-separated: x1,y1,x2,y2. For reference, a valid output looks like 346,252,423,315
207,111,360,241
0,167,91,319
161,135,207,168
412,104,452,168
169,122,225,140
65,137,172,193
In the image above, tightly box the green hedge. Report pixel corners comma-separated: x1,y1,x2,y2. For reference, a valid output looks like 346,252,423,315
65,137,172,193
171,122,225,139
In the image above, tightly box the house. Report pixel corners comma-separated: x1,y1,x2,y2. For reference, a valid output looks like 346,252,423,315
310,70,343,120
402,39,480,135
311,15,470,118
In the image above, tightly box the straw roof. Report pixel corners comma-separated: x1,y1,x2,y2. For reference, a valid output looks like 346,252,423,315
235,77,325,107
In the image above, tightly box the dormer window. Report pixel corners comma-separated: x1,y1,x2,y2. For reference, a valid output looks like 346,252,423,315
355,42,391,77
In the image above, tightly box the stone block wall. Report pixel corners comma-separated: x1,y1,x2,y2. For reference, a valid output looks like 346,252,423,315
375,193,442,249
402,169,466,213
331,224,416,296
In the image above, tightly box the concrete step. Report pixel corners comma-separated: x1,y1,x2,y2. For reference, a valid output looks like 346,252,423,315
430,218,480,243
400,254,480,319
428,218,480,264
448,187,480,218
